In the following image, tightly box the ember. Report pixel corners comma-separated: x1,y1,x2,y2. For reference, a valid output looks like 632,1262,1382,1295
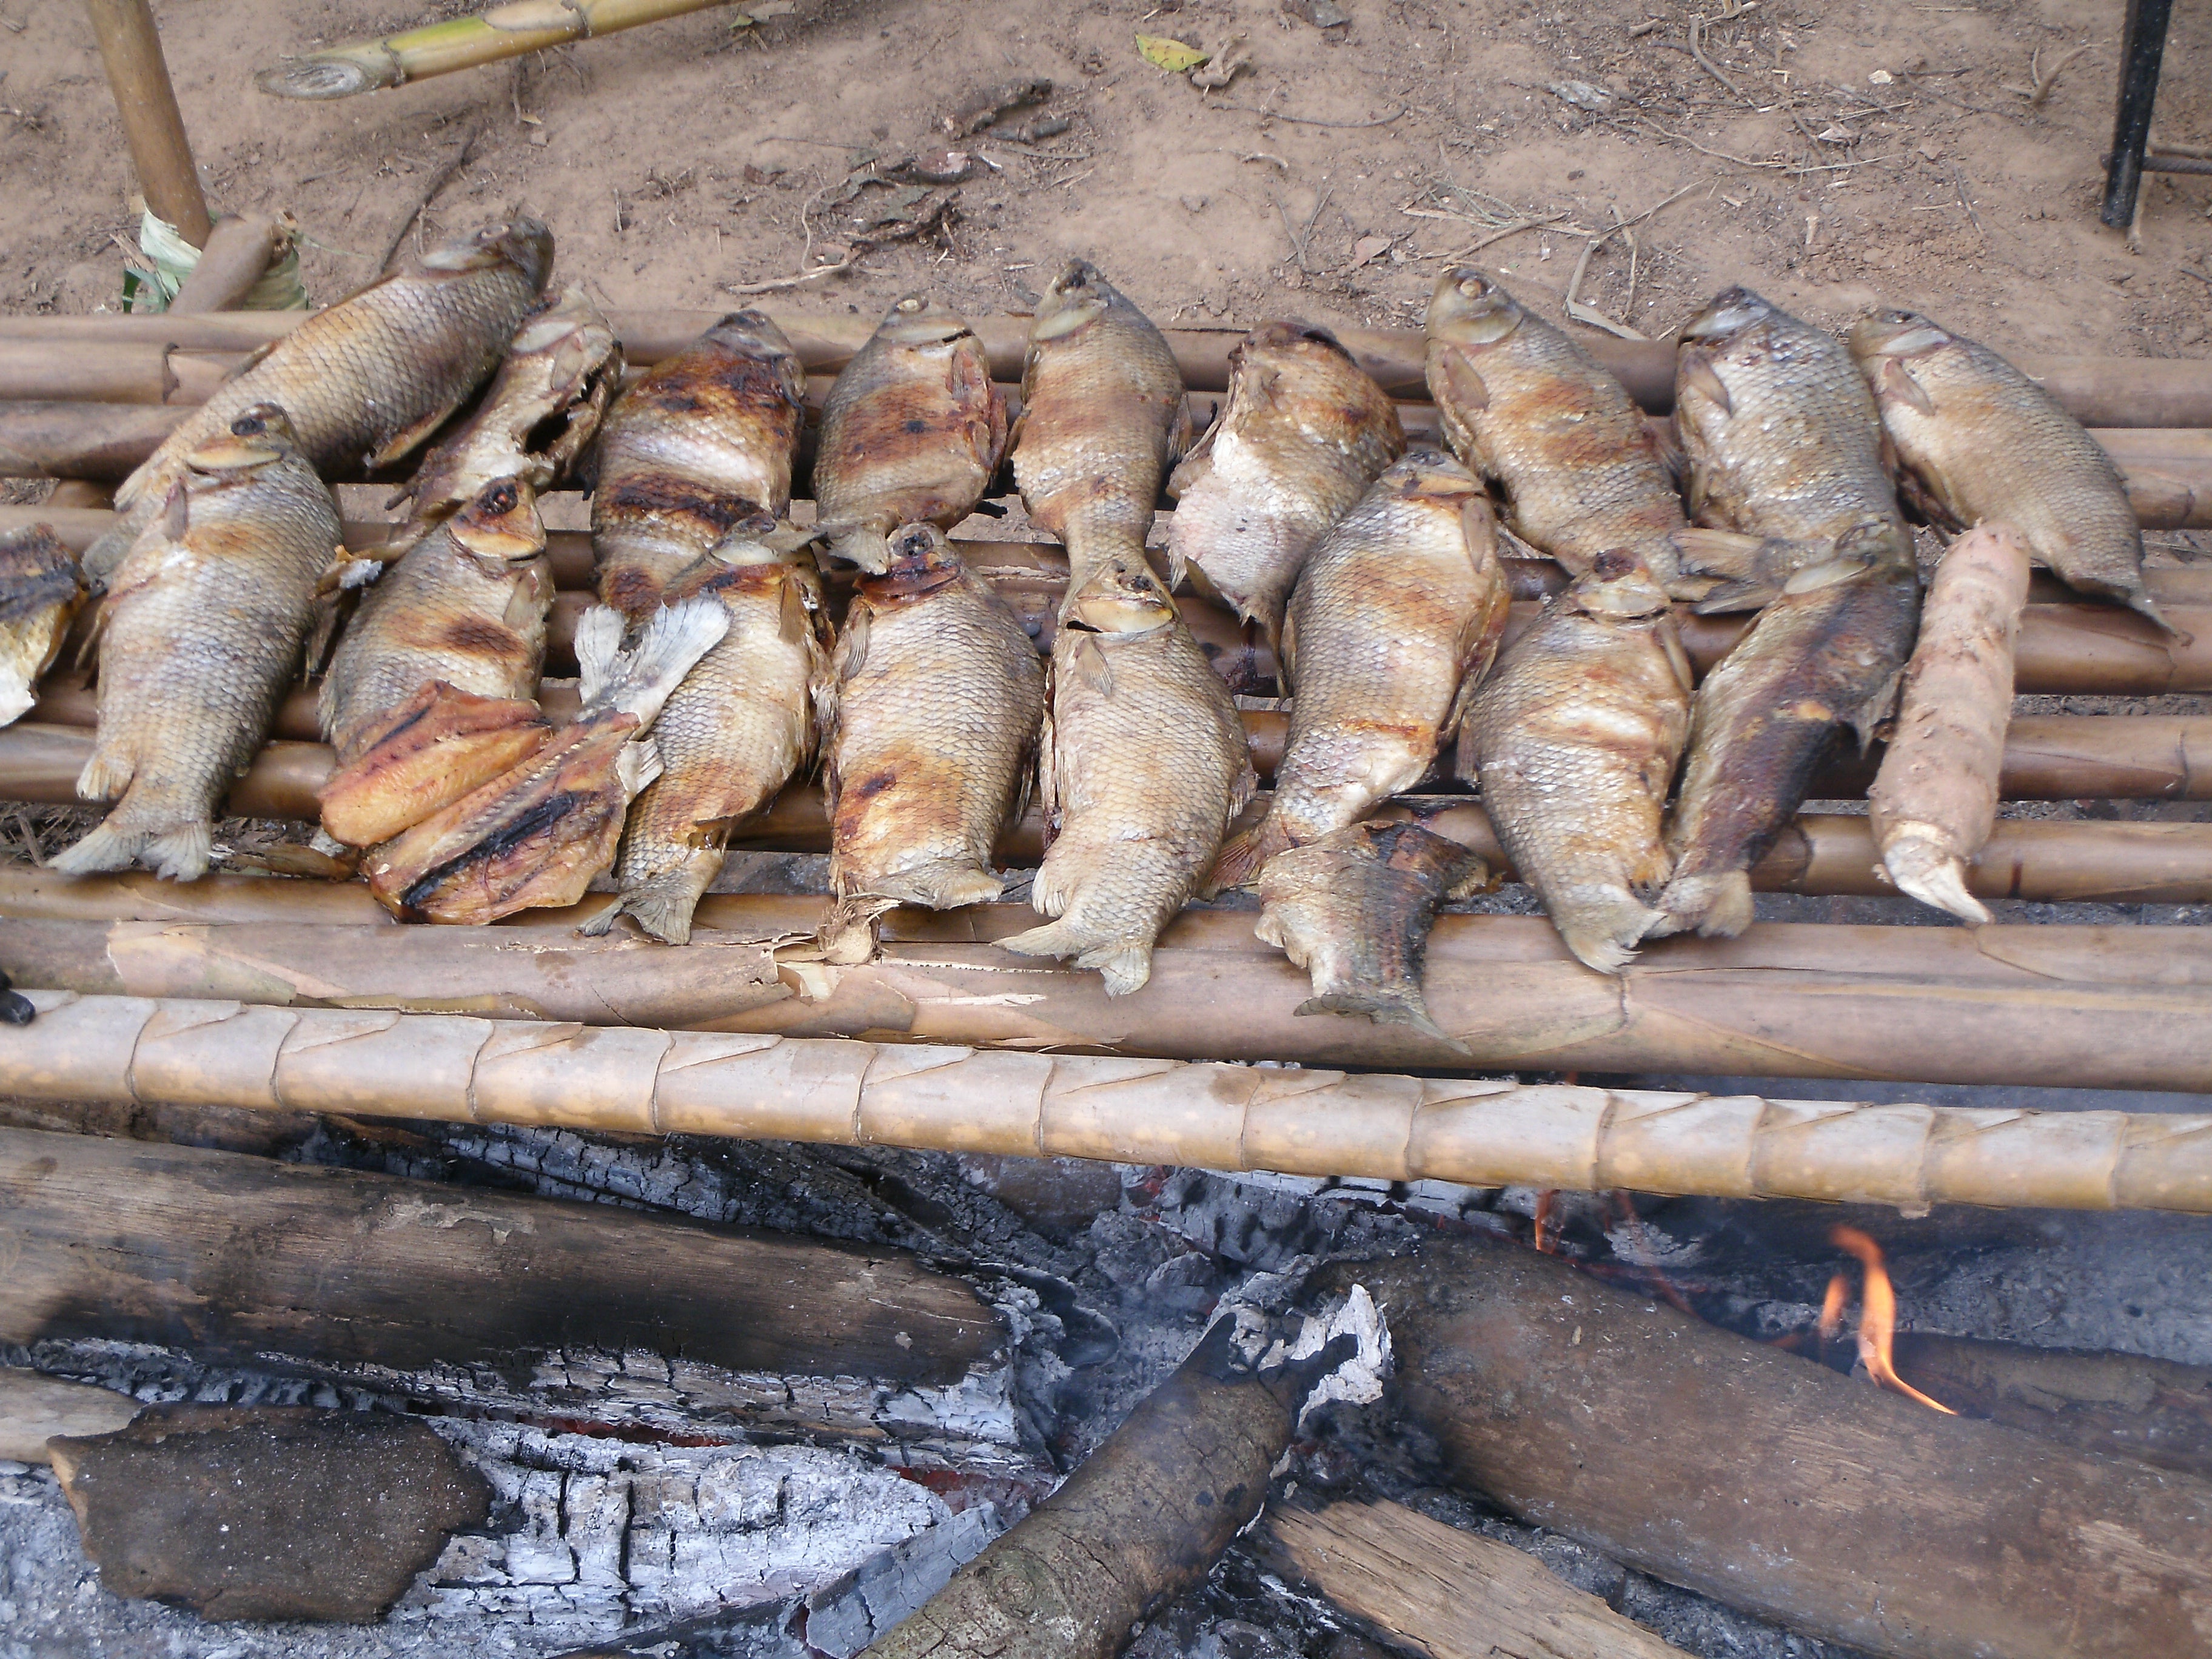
1828,1224,1958,1415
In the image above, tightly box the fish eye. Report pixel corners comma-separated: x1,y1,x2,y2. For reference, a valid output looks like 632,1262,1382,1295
231,415,265,436
486,484,516,512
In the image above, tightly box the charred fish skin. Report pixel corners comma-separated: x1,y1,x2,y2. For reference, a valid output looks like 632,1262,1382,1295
1466,550,1693,974
87,218,552,581
1209,450,1511,891
813,294,1007,575
1675,286,1911,599
391,285,623,523
600,518,832,945
824,522,1044,919
1255,819,1480,1040
1848,308,2166,629
588,309,806,619
1425,268,1710,596
999,555,1255,996
1013,260,1190,608
0,525,84,728
55,405,344,882
1165,319,1404,646
1654,546,1920,939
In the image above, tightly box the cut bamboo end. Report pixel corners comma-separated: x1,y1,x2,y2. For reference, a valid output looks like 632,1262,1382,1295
4,993,2208,1211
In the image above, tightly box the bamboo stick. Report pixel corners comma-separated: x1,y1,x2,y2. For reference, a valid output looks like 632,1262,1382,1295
1339,1242,2212,1659
8,908,2212,1091
256,0,748,100
0,401,187,478
84,0,212,248
4,990,2210,1206
167,213,287,315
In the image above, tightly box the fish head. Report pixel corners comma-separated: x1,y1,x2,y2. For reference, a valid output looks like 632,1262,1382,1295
876,292,973,348
1380,446,1484,503
1063,554,1177,637
863,521,967,600
419,215,555,290
706,512,821,571
1679,286,1775,348
1425,267,1524,349
1846,307,1954,364
1029,260,1117,346
1237,318,1354,366
705,307,802,363
1574,549,1673,619
184,402,300,473
450,476,546,565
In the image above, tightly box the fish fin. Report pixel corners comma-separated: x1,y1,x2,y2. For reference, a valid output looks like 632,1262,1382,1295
1070,633,1114,696
623,890,700,945
1164,386,1196,470
618,736,664,799
1082,942,1153,997
1875,357,1937,416
1275,608,1298,699
1894,467,1963,532
1552,889,1667,976
1205,816,1290,895
1166,412,1219,500
575,896,626,938
998,917,1081,960
146,822,214,883
831,598,871,688
1669,526,1769,582
75,746,133,802
1658,623,1697,699
1845,660,1909,751
1028,849,1074,919
366,401,464,470
1679,348,1732,415
50,816,146,876
918,864,1006,910
1692,576,1782,615
1438,348,1489,412
78,522,138,586
1034,692,1060,853
1644,414,1689,486
225,338,281,382
1880,828,1991,927
602,594,727,726
573,603,628,706
2127,589,2187,640
161,480,191,541
779,576,812,646
1651,870,1754,939
1295,990,1467,1052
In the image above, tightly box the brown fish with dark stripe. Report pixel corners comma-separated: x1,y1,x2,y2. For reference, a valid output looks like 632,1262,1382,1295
0,525,84,728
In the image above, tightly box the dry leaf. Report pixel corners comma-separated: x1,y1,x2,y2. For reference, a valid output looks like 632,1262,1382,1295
1349,233,1392,268
1190,34,1251,90
1548,79,1617,112
1136,33,1210,74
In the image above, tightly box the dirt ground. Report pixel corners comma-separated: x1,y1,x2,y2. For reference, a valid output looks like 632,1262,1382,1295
2,0,2210,366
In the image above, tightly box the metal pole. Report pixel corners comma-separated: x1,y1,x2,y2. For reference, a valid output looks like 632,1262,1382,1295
83,0,213,247
2102,0,2176,229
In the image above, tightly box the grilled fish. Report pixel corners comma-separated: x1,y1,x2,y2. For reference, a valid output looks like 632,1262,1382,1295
588,310,806,618
1654,543,1920,939
390,284,622,522
1013,260,1189,608
85,218,551,580
812,294,1007,573
1426,268,1744,598
55,405,343,881
822,523,1044,944
1166,320,1404,647
1675,287,1911,605
1848,308,2167,629
366,596,728,923
1464,550,1693,974
591,518,831,944
1000,554,1253,995
318,476,556,848
0,525,84,728
1255,820,1481,1039
1209,451,1511,890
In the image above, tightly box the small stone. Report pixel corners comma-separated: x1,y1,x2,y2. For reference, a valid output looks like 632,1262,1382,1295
1282,0,1350,26
1868,68,1894,84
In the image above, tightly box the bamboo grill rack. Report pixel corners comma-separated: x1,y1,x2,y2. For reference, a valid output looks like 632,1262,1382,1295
2,306,2211,1127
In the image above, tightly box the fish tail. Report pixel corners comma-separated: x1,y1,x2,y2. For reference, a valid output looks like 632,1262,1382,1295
1554,888,1669,975
146,822,214,883
0,675,34,729
53,789,212,882
1004,920,1155,996
621,888,703,946
2130,589,2189,643
1295,990,1468,1052
1206,817,1290,895
49,816,149,876
1881,832,1991,927
1650,870,1754,940
79,515,145,585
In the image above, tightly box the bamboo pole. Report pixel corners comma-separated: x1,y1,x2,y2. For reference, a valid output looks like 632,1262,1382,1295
7,909,2212,1091
4,991,2209,1207
167,213,287,315
256,0,748,100
84,0,212,247
1339,1242,2212,1659
0,401,187,478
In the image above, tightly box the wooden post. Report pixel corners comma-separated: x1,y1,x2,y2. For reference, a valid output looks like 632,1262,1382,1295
168,213,286,313
84,0,213,248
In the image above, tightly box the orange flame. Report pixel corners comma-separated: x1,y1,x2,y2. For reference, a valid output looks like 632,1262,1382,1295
1816,1273,1848,1343
1829,1225,1956,1415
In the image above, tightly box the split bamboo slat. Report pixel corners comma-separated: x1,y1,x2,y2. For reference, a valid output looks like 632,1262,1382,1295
4,991,2208,1211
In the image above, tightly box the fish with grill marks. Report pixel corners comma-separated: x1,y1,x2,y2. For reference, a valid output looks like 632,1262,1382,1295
1208,451,1510,891
587,310,806,618
0,525,84,728
1674,286,1912,608
1849,307,2169,630
1256,820,1483,1041
366,596,728,923
1464,550,1693,974
318,477,556,850
811,293,1007,574
85,218,551,581
1000,554,1253,996
1165,319,1404,649
819,522,1043,954
589,517,832,945
389,285,622,523
1013,260,1189,610
55,405,344,882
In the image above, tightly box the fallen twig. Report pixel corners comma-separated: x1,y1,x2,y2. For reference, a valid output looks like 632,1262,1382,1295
1212,101,1406,128
1686,14,1754,104
2002,41,2090,106
375,123,485,273
720,192,955,297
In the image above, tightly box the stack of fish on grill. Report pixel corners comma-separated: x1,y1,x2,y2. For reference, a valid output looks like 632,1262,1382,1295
8,213,2161,1043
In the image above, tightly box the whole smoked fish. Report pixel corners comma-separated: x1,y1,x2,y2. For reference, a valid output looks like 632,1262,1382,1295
822,523,1043,945
1255,819,1481,1040
594,518,832,944
55,405,344,881
85,218,551,579
1464,551,1693,974
812,294,1007,573
1165,319,1404,645
318,476,556,849
366,596,728,923
588,310,806,618
1013,260,1188,608
1210,451,1510,890
0,526,84,728
1848,307,2168,629
1001,555,1255,995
